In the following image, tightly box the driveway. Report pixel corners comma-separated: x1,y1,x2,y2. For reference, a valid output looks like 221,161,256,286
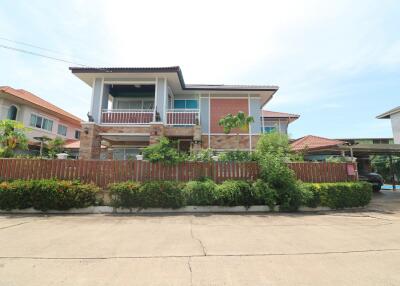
1,193,400,285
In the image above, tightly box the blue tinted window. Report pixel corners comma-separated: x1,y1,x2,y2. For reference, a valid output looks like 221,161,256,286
262,127,277,133
185,100,198,109
174,100,186,109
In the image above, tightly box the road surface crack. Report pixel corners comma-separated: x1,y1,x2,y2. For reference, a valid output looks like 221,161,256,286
187,257,193,286
190,218,207,256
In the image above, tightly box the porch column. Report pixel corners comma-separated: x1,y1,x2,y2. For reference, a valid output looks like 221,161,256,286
79,122,102,159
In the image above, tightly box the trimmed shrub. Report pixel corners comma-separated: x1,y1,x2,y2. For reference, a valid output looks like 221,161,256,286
215,180,254,207
0,180,99,211
109,181,141,208
110,181,185,209
140,181,185,208
300,182,372,209
183,179,217,206
251,180,278,210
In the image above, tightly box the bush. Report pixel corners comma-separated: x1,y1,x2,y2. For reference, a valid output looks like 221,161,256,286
183,179,217,205
110,181,185,209
300,182,372,209
108,181,142,208
215,180,254,207
251,180,278,209
258,154,302,211
142,137,184,164
218,151,256,162
0,180,100,211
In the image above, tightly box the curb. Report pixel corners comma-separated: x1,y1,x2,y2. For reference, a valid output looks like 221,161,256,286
0,205,365,214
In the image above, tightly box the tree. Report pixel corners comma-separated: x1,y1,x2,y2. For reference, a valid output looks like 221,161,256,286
0,120,29,158
47,137,65,158
142,137,184,164
218,111,254,150
256,132,303,162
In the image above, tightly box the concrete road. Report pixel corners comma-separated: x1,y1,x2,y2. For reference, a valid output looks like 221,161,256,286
1,191,400,285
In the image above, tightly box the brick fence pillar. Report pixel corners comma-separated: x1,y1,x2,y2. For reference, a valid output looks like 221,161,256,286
79,122,101,159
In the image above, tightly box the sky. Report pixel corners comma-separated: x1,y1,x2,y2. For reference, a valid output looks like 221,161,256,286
0,0,399,139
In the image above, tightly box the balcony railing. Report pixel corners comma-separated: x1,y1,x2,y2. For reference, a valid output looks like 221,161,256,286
101,109,154,124
166,109,199,125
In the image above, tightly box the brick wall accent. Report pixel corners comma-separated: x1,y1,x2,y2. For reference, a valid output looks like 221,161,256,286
201,134,259,150
210,98,249,133
79,123,102,159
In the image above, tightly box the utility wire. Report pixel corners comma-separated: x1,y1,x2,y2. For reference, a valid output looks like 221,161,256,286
0,44,87,67
0,36,62,55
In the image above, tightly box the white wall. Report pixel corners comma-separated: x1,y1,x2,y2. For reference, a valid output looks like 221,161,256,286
0,97,81,142
390,112,400,144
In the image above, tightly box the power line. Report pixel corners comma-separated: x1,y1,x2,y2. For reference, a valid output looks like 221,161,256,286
0,36,62,55
0,44,87,67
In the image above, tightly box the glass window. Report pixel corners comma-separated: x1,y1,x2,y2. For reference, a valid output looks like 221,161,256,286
42,119,53,132
7,106,18,120
143,100,154,109
262,126,277,133
174,99,198,109
174,100,186,109
57,124,67,136
75,130,81,139
185,100,198,109
30,114,53,132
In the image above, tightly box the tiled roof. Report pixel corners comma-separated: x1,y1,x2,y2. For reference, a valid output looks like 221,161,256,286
64,140,80,149
291,135,345,151
262,110,300,118
69,66,279,91
0,86,82,125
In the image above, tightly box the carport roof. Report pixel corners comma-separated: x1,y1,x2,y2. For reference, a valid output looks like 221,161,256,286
339,144,400,155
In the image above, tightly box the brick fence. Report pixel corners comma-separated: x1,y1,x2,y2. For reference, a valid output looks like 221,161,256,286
0,159,357,187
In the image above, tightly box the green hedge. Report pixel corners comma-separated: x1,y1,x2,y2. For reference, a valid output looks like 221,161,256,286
0,180,100,211
110,179,278,209
109,181,186,209
300,182,372,209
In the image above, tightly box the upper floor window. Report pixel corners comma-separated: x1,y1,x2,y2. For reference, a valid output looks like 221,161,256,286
174,99,198,109
30,114,53,132
75,130,81,139
262,126,277,133
7,105,18,120
116,99,154,110
57,124,68,136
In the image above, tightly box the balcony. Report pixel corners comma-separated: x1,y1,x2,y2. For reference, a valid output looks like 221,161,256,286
101,109,155,124
166,109,199,125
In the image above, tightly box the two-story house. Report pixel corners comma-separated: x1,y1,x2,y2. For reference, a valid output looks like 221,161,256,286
70,66,288,160
377,107,400,144
0,86,82,154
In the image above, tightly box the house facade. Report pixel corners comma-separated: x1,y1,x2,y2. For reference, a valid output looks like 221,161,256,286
261,110,299,134
377,107,400,144
70,66,282,160
0,86,82,153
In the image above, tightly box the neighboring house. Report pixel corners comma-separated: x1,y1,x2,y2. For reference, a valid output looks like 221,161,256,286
70,66,284,159
336,138,394,145
0,86,82,154
291,135,346,161
377,107,400,144
261,110,299,134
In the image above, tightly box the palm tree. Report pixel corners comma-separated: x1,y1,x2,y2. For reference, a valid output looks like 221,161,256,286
218,111,254,150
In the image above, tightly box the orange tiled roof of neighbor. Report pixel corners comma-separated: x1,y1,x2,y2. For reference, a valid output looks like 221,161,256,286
0,86,82,125
291,135,345,151
262,110,300,118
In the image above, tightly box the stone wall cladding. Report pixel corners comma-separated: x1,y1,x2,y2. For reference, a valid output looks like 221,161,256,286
201,134,260,150
99,125,151,134
80,123,101,159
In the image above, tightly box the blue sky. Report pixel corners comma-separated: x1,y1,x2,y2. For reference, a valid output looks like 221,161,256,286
0,0,399,139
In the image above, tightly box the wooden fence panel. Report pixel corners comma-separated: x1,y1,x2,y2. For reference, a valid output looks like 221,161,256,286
0,159,357,187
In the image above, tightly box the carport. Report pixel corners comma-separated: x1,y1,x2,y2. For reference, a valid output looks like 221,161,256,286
339,144,400,191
